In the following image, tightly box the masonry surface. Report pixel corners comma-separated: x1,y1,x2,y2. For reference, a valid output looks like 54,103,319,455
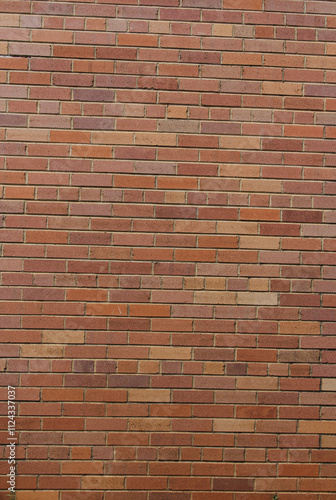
0,0,336,498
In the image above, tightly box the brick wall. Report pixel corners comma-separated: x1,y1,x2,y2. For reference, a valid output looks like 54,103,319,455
1,0,336,498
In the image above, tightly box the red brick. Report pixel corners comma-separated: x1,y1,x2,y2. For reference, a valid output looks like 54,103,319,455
1,1,334,495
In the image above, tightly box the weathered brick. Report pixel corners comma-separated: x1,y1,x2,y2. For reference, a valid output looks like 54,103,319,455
1,0,333,496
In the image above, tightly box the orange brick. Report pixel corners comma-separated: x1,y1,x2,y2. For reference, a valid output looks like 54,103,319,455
92,132,133,144
118,34,158,47
241,179,282,192
71,145,112,158
240,236,280,249
42,331,84,344
129,418,170,431
214,419,255,432
7,129,49,142
280,321,320,335
150,347,192,360
263,82,303,95
217,222,259,235
0,41,8,54
219,136,261,149
194,291,235,304
205,278,227,290
42,389,84,402
204,362,225,375
298,421,336,434
0,14,20,26
237,377,278,390
285,124,324,138
5,186,35,199
129,389,170,402
167,105,188,118
21,345,63,358
135,132,176,146
223,0,262,9
249,278,269,291
212,24,233,36
50,131,91,144
15,493,58,500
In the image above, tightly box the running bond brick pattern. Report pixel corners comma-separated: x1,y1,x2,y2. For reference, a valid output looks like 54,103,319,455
0,0,336,498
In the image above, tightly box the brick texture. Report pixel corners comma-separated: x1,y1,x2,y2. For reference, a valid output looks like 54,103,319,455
0,0,335,498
